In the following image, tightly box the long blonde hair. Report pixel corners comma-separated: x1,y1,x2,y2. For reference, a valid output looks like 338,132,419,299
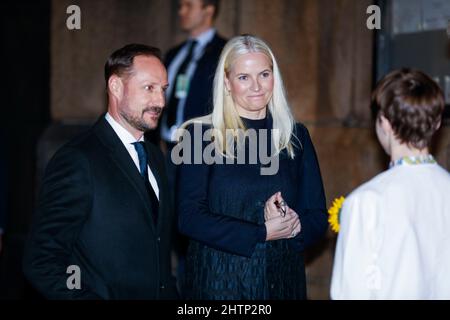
179,34,297,158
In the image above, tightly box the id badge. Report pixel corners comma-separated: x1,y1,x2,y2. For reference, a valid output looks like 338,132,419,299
175,74,190,99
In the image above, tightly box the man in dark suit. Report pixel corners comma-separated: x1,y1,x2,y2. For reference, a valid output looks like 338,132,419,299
23,44,178,299
159,0,226,149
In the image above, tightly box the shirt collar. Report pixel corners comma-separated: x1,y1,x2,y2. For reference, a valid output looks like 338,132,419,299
105,112,144,146
389,154,436,168
189,28,216,49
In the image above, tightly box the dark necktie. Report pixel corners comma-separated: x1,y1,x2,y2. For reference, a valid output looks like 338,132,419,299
132,142,159,225
166,40,198,128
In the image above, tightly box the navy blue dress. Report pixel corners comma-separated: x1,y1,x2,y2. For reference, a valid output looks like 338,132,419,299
177,116,327,299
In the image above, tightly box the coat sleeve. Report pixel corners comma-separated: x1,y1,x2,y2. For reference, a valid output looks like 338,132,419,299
176,125,266,258
289,124,328,252
23,146,100,299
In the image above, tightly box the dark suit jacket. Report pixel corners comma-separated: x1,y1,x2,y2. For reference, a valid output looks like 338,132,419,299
165,32,227,121
23,116,178,299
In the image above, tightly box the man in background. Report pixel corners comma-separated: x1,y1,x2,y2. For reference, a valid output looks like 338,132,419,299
159,0,226,150
155,0,227,297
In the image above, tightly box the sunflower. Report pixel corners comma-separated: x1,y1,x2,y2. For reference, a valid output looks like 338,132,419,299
328,196,345,233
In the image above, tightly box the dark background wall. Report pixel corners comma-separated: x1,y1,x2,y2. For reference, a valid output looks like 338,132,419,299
0,0,50,299
1,0,449,300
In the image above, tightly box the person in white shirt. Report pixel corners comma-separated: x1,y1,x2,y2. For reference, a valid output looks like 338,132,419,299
330,68,450,300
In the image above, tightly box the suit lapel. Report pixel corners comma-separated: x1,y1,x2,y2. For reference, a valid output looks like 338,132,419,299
93,116,157,232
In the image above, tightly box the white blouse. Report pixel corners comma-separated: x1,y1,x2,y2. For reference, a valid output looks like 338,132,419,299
330,162,450,299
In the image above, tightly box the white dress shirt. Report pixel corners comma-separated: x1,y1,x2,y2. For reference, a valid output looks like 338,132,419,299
105,113,159,199
331,162,450,299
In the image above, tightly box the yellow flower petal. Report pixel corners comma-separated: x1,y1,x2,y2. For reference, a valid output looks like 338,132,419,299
328,196,345,233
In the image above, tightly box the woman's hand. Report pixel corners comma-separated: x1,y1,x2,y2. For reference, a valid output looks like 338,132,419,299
288,208,301,237
265,209,301,241
264,192,287,221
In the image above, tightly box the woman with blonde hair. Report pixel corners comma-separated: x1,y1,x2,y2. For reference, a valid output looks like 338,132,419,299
176,35,327,299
